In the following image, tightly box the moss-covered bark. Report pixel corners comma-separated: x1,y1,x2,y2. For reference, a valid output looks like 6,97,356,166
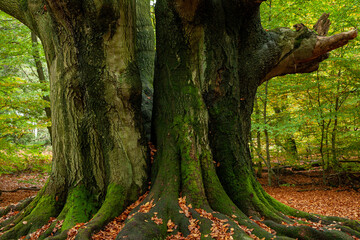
0,0,358,239
117,1,359,239
0,1,150,239
136,0,156,141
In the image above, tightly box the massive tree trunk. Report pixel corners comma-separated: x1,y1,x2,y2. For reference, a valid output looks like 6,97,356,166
118,1,359,239
0,1,359,239
0,1,150,239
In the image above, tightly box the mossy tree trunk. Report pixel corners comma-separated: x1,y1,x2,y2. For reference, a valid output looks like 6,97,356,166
0,0,152,239
136,0,155,141
0,0,358,239
118,1,359,239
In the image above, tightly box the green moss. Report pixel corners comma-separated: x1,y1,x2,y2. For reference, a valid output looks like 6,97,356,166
182,85,196,95
341,220,360,232
200,154,260,231
75,184,128,239
86,183,126,225
19,0,28,11
179,124,206,206
60,185,98,231
0,195,57,240
266,220,355,240
181,85,203,108
22,194,57,232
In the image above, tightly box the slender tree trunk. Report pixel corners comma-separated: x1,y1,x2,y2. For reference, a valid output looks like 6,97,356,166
273,104,299,162
320,119,327,182
255,96,261,153
331,97,339,168
254,96,263,178
263,81,273,186
325,122,331,169
331,73,341,169
316,73,327,183
31,32,52,140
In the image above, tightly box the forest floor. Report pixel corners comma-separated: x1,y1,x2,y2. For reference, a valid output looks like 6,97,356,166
258,171,360,220
0,170,359,221
0,172,48,207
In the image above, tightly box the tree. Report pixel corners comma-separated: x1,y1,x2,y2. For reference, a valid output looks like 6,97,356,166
0,1,358,240
0,1,152,239
0,11,50,144
31,31,52,138
257,0,360,172
0,11,51,173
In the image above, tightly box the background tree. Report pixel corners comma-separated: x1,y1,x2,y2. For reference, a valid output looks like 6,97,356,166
0,0,359,240
0,11,51,174
253,0,359,179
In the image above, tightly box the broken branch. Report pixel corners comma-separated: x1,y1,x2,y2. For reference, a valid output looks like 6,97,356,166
261,14,357,84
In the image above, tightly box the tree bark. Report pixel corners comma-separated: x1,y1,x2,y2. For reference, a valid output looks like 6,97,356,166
254,96,263,178
117,1,359,239
0,1,148,239
263,81,273,186
136,0,155,141
0,1,359,240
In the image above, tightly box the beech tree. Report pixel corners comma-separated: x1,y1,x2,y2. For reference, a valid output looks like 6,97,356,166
0,0,358,240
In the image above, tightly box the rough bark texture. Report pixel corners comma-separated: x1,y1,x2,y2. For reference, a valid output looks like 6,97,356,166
0,1,149,239
117,1,359,239
0,0,358,239
137,0,155,141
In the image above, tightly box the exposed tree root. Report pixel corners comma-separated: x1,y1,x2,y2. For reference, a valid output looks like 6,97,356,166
111,125,360,240
252,181,360,238
1,135,358,240
109,115,360,239
0,187,41,193
0,197,33,225
0,184,133,240
112,190,360,240
117,195,252,239
113,143,287,239
74,184,132,239
0,190,57,240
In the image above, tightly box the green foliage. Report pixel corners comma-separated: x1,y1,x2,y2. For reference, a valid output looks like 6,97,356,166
0,11,51,174
0,11,50,139
0,12,50,138
0,76,50,140
253,0,360,170
0,139,52,175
